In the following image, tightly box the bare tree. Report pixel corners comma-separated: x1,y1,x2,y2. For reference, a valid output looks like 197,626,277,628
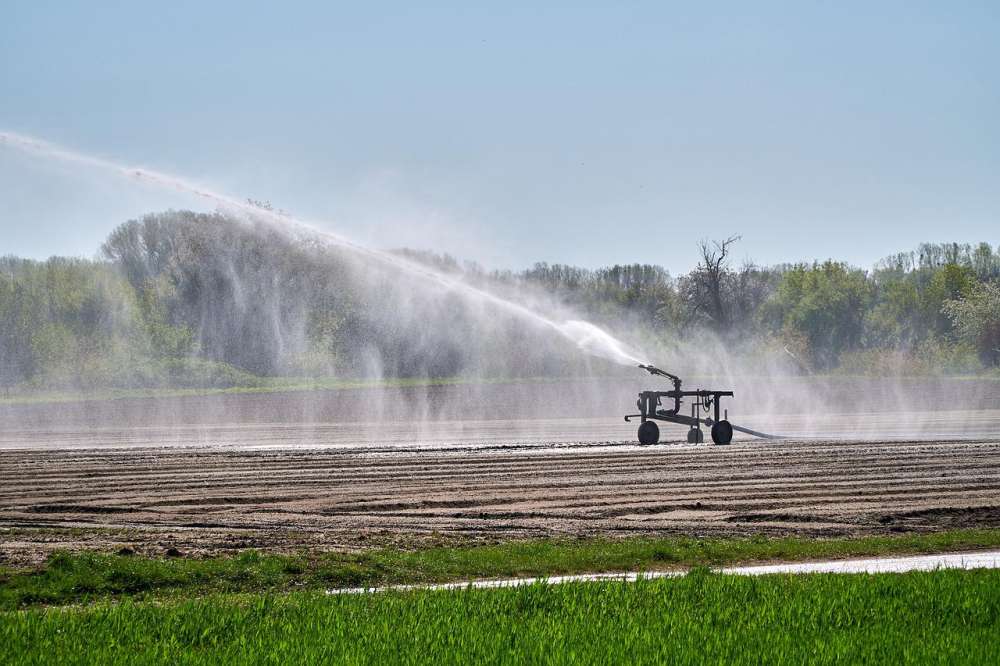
681,235,741,332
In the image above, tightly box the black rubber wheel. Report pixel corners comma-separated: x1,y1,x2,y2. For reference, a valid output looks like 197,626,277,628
711,420,734,445
686,427,704,444
638,421,660,445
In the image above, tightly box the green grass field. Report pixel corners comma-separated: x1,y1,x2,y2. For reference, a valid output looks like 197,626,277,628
0,375,498,405
3,569,998,664
3,529,1000,610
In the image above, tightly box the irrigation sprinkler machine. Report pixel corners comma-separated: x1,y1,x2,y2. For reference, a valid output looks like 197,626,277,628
625,364,776,446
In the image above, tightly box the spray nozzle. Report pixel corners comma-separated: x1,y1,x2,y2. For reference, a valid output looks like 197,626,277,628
638,364,683,386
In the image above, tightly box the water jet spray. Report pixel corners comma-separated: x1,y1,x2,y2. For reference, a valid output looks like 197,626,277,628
0,130,646,368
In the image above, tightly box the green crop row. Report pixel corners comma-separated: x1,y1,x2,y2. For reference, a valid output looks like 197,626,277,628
3,568,999,664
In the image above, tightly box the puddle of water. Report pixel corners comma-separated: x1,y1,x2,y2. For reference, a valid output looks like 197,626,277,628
330,550,1000,595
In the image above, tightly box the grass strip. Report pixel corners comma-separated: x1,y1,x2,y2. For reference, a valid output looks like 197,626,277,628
2,568,999,664
3,528,1000,610
0,375,574,406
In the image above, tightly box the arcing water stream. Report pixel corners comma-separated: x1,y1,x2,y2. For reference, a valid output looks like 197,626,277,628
0,130,646,367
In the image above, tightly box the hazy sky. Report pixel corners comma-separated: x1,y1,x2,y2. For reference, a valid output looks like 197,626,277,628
1,1,997,273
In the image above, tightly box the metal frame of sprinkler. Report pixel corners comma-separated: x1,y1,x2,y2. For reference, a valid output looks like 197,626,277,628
625,364,777,445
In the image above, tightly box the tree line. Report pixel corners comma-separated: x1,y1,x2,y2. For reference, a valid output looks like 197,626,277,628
1,210,998,391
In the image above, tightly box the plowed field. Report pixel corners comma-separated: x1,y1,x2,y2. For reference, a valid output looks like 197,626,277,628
2,378,998,564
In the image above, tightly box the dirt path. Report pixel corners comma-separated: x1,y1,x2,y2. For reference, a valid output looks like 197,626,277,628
2,437,999,565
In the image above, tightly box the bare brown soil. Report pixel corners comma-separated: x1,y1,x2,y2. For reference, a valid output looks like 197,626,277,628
3,437,1000,566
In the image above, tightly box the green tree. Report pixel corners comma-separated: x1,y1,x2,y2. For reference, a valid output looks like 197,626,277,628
923,264,974,338
765,261,873,368
943,282,1000,366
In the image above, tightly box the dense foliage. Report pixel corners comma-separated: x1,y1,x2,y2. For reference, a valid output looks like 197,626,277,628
1,209,998,390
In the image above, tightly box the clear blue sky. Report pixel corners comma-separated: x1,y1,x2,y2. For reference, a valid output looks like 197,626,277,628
1,1,997,273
